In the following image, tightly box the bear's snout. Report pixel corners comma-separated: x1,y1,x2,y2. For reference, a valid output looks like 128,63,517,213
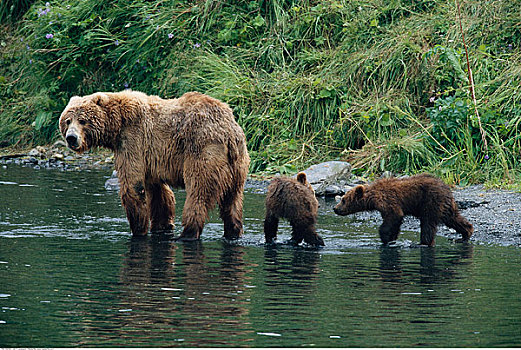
65,132,80,150
333,204,345,216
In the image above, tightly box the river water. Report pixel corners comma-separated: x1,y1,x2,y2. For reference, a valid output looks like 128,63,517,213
0,165,520,347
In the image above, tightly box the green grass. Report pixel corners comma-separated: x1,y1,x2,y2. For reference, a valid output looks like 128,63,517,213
1,0,520,185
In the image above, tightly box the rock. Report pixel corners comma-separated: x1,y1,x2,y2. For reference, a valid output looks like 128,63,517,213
52,140,67,148
322,184,342,196
52,153,64,160
27,148,41,157
301,161,353,196
380,170,394,178
456,200,490,210
105,170,120,191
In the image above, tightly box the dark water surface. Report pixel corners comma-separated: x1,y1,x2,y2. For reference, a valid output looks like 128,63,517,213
1,165,520,347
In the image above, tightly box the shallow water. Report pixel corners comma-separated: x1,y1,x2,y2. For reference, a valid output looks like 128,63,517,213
0,165,520,347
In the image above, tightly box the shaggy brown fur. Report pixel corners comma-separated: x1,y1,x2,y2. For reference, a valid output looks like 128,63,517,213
264,172,324,246
59,90,250,240
333,173,473,246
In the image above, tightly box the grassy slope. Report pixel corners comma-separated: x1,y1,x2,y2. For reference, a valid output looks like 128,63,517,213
0,0,520,185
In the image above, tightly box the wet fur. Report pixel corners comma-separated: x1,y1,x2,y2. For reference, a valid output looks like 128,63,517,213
264,172,324,246
334,173,473,246
59,90,250,240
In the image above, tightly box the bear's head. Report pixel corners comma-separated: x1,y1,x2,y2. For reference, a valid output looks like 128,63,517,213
296,172,314,193
333,185,366,216
59,92,118,153
296,172,319,207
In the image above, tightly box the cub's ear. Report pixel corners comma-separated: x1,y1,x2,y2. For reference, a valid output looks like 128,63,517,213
296,172,307,184
91,92,110,107
354,185,365,198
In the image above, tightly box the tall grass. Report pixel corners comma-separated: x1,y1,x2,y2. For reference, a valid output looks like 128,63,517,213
1,0,520,184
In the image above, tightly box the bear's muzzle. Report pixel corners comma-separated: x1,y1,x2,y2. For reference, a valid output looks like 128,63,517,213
65,130,80,150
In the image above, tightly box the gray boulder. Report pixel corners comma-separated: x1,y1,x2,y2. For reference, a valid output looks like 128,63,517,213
300,161,353,196
104,170,120,191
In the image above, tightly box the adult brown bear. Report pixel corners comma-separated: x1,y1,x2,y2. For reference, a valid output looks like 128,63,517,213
333,173,473,246
59,90,250,241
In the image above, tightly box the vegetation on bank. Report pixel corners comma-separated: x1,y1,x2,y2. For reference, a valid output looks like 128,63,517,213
1,0,520,185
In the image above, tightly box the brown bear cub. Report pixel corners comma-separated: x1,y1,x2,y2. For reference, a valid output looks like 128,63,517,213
264,172,325,246
333,173,473,246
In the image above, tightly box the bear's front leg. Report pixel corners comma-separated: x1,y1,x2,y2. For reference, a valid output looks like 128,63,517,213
379,214,403,245
264,213,279,244
121,182,150,236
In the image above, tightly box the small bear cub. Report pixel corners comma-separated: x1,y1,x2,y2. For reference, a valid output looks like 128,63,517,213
333,173,473,246
264,172,325,246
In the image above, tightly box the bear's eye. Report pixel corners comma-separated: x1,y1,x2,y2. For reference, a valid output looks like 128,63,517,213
79,120,86,126
65,119,71,125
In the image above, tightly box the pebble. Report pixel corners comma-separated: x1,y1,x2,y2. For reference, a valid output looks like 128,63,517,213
0,145,114,172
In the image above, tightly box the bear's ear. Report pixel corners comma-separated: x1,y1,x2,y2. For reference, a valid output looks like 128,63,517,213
354,185,364,198
91,92,110,107
296,172,307,184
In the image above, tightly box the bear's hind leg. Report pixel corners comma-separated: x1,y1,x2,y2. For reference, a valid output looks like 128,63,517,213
178,172,220,241
264,213,279,244
219,188,245,240
147,182,176,233
289,222,304,245
444,211,474,242
179,193,211,241
290,221,324,246
291,220,325,246
419,218,438,246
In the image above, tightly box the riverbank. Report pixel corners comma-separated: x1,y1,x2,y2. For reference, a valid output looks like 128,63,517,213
1,145,520,247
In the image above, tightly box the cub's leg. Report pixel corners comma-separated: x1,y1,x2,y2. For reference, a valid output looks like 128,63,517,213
444,212,474,241
419,218,438,246
264,212,279,244
379,214,403,245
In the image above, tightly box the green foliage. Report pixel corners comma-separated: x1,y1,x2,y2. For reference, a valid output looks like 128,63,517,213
0,0,34,23
1,0,521,184
427,95,470,148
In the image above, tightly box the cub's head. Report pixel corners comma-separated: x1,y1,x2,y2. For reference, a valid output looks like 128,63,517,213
296,172,319,207
333,185,365,216
296,172,314,193
59,92,113,153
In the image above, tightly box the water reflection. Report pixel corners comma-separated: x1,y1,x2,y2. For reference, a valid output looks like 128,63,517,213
1,165,521,348
418,244,474,284
115,236,255,346
377,244,474,285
